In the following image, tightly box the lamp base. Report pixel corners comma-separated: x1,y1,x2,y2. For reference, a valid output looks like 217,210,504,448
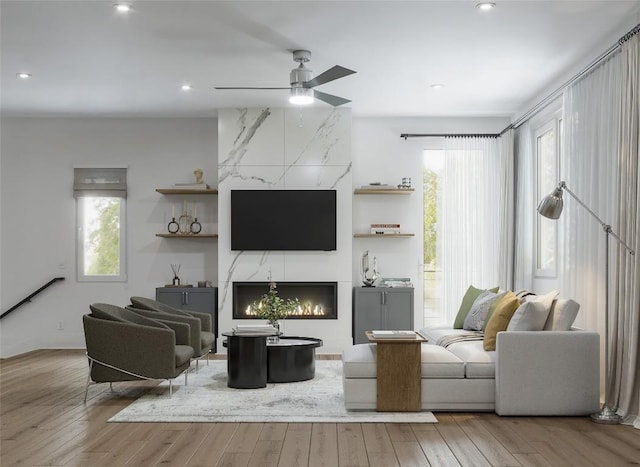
590,406,621,424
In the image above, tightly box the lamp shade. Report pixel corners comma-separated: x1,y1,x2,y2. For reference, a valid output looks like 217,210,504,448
537,186,564,219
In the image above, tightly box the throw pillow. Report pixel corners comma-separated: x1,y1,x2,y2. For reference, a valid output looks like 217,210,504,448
522,290,559,318
463,290,507,331
483,292,520,350
544,299,580,330
453,285,500,329
507,301,549,331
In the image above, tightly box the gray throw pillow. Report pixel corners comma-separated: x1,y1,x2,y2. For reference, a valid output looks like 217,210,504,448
463,290,507,331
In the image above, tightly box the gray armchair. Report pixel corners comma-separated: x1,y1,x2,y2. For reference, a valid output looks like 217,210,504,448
82,303,194,402
129,296,215,369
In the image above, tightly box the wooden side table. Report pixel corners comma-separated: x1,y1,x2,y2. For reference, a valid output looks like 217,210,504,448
366,331,427,412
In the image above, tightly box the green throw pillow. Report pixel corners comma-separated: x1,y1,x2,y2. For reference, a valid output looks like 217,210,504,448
453,285,500,329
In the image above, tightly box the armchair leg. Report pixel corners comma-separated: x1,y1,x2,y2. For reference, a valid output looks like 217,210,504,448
169,379,173,397
84,359,94,404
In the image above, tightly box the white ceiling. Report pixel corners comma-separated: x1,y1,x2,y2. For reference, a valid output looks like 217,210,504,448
2,1,639,118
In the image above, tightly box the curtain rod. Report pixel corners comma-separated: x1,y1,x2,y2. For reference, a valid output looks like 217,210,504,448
401,23,639,140
400,133,499,139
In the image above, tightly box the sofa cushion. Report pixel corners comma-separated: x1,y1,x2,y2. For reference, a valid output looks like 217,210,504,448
453,285,500,329
342,344,465,379
483,292,520,351
446,341,496,378
544,299,580,330
507,301,549,331
464,291,507,331
342,344,377,377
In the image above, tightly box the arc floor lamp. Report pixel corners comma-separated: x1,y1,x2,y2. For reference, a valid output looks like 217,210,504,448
538,181,635,424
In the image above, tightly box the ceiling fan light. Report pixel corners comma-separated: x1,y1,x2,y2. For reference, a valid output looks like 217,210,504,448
476,2,496,10
289,87,314,105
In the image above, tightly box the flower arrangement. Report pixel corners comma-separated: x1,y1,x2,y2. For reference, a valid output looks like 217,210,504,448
250,281,299,323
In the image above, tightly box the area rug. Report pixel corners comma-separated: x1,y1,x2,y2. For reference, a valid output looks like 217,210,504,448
109,360,437,423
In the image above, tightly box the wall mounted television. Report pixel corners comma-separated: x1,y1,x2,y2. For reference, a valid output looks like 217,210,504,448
230,189,337,251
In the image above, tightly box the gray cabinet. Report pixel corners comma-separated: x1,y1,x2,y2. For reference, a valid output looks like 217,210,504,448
352,287,414,344
156,287,218,351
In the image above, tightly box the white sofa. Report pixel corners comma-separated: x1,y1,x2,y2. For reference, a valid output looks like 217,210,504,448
342,325,601,415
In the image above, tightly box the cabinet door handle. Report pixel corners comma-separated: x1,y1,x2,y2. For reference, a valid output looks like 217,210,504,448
184,292,189,306
381,291,386,305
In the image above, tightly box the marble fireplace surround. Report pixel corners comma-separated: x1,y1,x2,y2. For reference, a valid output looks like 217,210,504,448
217,107,353,353
232,281,338,320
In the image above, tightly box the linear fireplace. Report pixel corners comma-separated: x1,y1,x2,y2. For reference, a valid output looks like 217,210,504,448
233,282,337,320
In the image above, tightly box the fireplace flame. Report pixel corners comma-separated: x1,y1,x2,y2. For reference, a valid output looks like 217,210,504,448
243,300,326,317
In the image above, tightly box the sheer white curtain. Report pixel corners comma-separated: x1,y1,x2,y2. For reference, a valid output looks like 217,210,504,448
614,32,639,428
438,135,513,325
562,32,640,428
513,121,535,291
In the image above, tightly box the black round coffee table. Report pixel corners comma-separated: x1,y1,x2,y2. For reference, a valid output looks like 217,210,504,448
267,336,323,383
222,334,323,388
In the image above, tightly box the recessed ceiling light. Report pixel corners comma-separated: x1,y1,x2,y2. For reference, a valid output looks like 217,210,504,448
430,83,445,90
476,2,496,11
16,72,31,79
181,84,193,91
114,3,132,13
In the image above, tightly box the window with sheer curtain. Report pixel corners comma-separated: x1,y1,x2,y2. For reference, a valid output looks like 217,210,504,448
426,135,513,326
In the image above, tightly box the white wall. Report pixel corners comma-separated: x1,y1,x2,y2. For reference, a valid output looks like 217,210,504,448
0,117,218,357
0,114,510,358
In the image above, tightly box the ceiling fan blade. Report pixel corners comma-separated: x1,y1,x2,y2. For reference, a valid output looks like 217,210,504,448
313,90,351,107
304,65,356,88
214,87,290,90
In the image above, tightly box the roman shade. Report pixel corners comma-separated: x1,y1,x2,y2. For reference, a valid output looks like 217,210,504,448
73,167,127,198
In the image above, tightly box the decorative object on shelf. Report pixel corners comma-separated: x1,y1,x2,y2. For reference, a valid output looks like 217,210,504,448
249,280,299,341
538,180,635,425
170,264,181,286
167,217,179,234
379,277,413,288
178,200,192,233
398,177,412,189
194,168,204,184
190,218,202,234
361,250,379,287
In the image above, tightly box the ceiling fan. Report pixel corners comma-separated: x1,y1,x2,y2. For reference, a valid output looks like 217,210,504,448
214,50,356,107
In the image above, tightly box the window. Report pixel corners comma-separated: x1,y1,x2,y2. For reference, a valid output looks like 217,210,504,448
423,149,444,326
533,113,562,277
74,167,127,282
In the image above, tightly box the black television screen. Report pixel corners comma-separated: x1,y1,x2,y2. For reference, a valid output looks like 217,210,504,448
231,190,337,251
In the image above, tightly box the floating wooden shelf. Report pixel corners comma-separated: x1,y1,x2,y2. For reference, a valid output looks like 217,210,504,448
156,233,218,238
354,188,414,195
353,233,415,238
156,188,218,195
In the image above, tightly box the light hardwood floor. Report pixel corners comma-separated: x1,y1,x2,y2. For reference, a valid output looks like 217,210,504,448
1,350,639,467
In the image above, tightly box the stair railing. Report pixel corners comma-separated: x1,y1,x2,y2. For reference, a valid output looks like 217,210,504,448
1,277,65,320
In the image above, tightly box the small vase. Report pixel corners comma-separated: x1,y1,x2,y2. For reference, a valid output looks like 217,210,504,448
267,320,281,342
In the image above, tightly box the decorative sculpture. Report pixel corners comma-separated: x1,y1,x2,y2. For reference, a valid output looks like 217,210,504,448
361,250,379,287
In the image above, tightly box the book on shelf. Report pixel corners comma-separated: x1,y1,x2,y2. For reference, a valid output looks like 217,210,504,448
370,223,401,234
370,330,417,339
360,184,396,190
173,183,210,189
